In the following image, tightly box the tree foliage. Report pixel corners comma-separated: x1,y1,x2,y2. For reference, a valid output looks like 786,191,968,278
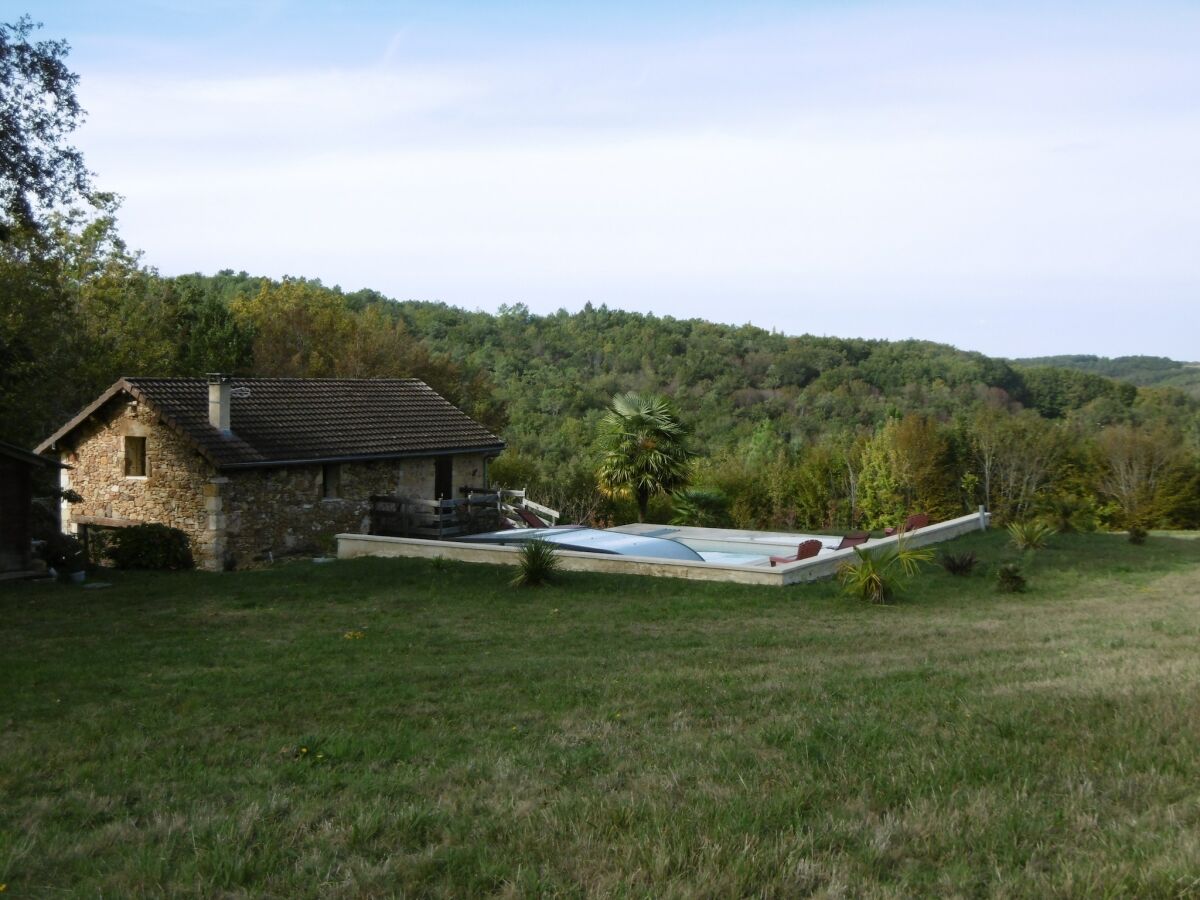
4,14,1197,542
1095,424,1182,531
597,392,695,522
0,16,91,239
2,188,1198,537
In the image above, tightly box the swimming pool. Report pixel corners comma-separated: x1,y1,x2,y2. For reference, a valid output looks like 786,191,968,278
339,509,992,586
696,550,772,566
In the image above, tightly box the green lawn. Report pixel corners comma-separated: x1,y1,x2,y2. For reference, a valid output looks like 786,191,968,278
4,531,1200,897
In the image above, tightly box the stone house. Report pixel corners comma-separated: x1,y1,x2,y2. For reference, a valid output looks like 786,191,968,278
36,376,505,570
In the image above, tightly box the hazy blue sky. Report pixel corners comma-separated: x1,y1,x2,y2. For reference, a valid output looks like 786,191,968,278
30,1,1200,358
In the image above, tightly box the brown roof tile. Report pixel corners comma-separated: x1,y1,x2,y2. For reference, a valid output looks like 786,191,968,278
39,378,504,469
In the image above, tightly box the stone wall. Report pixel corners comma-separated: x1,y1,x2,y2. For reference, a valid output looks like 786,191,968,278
223,460,395,564
453,453,489,494
222,452,492,567
396,458,435,497
393,453,488,497
58,398,219,567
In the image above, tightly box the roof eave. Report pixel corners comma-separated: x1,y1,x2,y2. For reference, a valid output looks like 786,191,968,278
214,443,506,471
34,379,132,455
0,441,68,468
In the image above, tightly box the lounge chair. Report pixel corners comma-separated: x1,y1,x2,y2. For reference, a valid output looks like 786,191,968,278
884,513,929,537
516,507,549,528
835,531,870,550
769,539,823,567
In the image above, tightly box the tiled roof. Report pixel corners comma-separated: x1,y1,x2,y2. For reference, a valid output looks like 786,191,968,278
39,378,504,469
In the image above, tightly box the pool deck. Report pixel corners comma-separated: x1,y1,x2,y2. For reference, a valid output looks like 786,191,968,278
337,508,991,587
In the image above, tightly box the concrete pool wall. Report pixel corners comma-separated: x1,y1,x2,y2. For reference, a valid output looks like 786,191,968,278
337,508,991,586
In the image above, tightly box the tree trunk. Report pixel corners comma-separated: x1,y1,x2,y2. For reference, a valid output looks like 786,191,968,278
636,488,650,523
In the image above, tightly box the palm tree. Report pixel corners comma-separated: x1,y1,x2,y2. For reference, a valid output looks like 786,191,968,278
597,392,694,522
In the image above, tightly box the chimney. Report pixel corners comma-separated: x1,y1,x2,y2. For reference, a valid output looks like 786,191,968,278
207,373,231,432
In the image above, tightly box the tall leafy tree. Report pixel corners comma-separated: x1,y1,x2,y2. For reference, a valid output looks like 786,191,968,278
597,392,694,522
0,16,91,240
856,420,905,530
0,227,78,444
889,413,958,521
1096,424,1183,531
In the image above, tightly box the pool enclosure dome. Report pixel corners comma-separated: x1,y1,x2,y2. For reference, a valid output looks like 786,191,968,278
453,525,705,561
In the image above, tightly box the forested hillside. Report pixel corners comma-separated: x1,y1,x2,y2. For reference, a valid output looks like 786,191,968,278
1014,355,1200,398
3,202,1198,534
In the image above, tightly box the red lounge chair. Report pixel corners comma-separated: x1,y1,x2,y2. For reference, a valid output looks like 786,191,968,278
835,531,869,550
516,507,548,528
769,539,823,567
884,513,930,537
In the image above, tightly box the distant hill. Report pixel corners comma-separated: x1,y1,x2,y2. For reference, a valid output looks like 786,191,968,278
1012,355,1200,399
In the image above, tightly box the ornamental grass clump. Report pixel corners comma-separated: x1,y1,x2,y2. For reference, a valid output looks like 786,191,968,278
837,541,933,605
938,550,978,576
1007,520,1055,551
511,540,561,588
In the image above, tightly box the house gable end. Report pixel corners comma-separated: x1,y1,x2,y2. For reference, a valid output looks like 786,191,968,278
35,379,226,469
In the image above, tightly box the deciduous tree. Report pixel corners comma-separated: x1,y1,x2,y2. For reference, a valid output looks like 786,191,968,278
1096,424,1182,530
0,16,91,240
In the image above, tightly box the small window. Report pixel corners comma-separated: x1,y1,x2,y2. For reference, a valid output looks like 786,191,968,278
124,436,147,477
322,463,341,499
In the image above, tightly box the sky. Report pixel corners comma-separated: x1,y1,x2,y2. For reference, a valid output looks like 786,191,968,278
27,1,1200,359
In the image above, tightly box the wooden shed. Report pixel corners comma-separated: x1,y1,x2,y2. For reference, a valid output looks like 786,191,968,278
0,441,64,578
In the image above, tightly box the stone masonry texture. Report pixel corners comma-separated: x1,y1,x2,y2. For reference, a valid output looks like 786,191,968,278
57,395,490,571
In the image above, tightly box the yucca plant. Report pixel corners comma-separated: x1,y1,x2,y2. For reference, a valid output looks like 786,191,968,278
1007,520,1055,551
1037,494,1096,534
938,550,977,576
510,540,561,588
996,563,1027,593
837,541,934,605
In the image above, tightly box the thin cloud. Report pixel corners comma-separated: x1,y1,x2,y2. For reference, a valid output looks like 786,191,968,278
53,1,1200,357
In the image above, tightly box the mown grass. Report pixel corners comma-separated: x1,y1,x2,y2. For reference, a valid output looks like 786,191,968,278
3,530,1200,897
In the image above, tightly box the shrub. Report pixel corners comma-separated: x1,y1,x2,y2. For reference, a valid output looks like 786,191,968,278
38,532,86,574
29,501,61,541
85,527,114,568
996,563,1027,593
837,541,933,605
939,551,977,576
510,540,561,588
670,488,730,527
1037,494,1097,534
106,523,194,570
1128,526,1148,545
1007,520,1054,551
